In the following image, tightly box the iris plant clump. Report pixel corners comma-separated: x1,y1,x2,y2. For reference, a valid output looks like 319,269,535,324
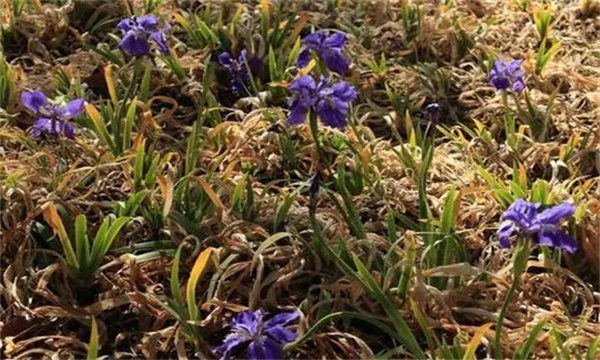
297,30,350,75
288,75,357,129
494,198,576,359
490,59,526,93
22,91,84,139
498,199,577,253
117,15,169,57
214,309,300,360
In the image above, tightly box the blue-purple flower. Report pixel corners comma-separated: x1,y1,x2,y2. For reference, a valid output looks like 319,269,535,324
423,102,442,123
490,59,526,93
117,15,169,57
288,75,357,129
498,199,577,253
297,30,350,75
22,90,84,139
214,309,300,360
218,50,255,93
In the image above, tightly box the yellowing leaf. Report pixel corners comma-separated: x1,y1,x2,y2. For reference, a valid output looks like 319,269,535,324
199,176,224,209
43,203,78,270
43,203,69,245
186,247,215,321
269,81,290,88
32,0,43,12
260,0,269,16
85,103,102,125
288,14,308,44
173,12,189,28
157,175,174,217
463,323,493,360
104,65,118,106
404,110,416,147
298,59,316,75
518,164,527,189
85,103,112,149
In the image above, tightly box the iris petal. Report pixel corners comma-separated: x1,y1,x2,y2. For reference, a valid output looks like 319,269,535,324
535,203,575,226
289,75,316,92
323,32,346,49
218,52,233,67
214,334,248,360
246,337,266,360
62,121,76,139
22,91,48,113
120,30,151,57
262,337,284,360
151,31,169,54
322,49,349,75
265,326,297,343
63,99,85,119
137,15,159,30
116,17,133,32
490,59,526,93
498,221,514,248
265,311,301,328
538,228,577,253
232,310,261,336
31,117,53,137
297,48,311,68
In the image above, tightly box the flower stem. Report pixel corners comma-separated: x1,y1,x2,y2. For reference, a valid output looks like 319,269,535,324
309,111,323,168
494,239,531,359
501,91,509,110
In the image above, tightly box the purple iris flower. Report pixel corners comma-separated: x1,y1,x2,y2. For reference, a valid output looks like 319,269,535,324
21,90,84,139
218,50,252,93
288,75,357,129
490,59,526,93
116,15,169,57
297,30,350,75
214,309,300,360
498,199,577,253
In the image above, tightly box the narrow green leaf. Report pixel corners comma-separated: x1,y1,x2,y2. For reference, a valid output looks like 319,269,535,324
75,215,91,275
513,317,549,360
86,317,99,360
123,97,137,152
351,254,426,359
89,217,130,271
170,246,184,307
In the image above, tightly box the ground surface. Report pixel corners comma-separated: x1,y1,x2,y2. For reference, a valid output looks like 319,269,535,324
0,0,599,359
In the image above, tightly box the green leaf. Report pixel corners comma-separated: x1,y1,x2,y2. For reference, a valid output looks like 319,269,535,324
122,190,149,216
418,144,434,222
89,217,130,271
144,154,161,188
123,97,137,152
194,18,219,45
477,165,514,207
440,188,457,233
86,317,99,360
134,143,145,189
170,246,185,310
274,191,297,231
75,215,91,275
286,312,343,351
140,65,152,101
268,46,281,82
351,254,426,359
513,317,549,360
586,336,600,360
